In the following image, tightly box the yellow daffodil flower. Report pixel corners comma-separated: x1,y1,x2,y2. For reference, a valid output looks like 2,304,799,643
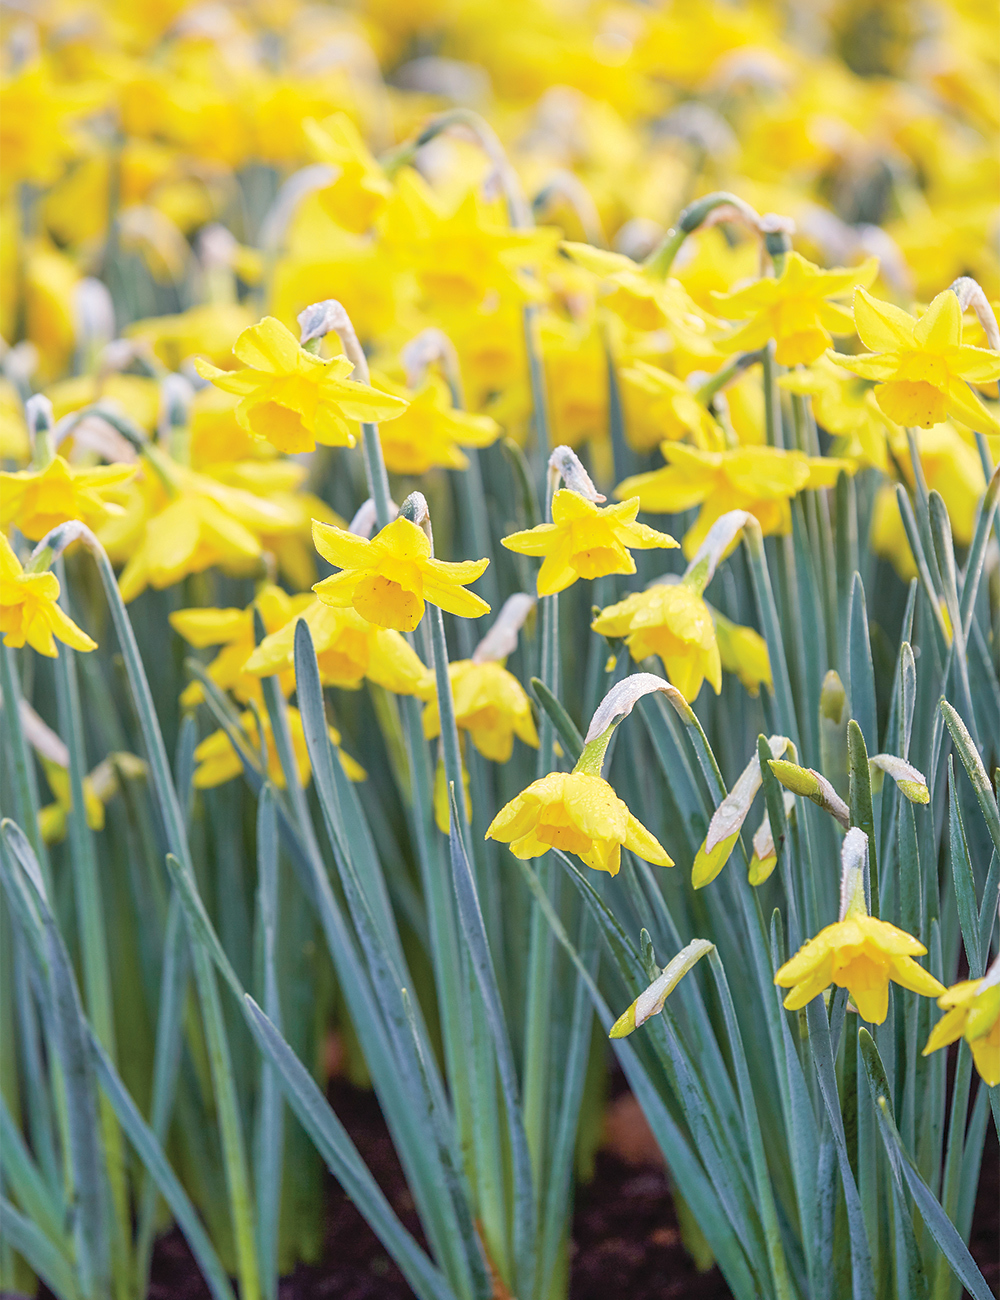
421,660,539,762
101,459,299,603
193,706,365,791
382,177,560,312
305,113,393,234
775,829,944,1024
775,914,946,1023
0,381,29,466
0,533,96,657
592,581,721,702
501,489,678,596
712,609,771,697
923,966,1000,1088
370,370,500,475
616,443,853,557
0,453,134,542
38,757,105,844
170,585,314,707
126,302,256,371
833,288,1000,433
245,597,431,696
23,242,80,382
619,360,724,453
561,242,717,345
486,771,671,876
779,355,894,471
194,317,409,455
312,516,490,633
712,252,878,367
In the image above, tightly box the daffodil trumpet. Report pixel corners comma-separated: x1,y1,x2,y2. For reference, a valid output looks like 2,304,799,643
774,828,944,1024
487,674,676,875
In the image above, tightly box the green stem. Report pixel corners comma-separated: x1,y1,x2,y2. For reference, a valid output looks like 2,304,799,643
762,341,784,449
0,646,51,891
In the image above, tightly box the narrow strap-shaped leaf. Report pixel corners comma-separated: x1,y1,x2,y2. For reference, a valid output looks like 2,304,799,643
959,462,999,640
529,676,583,764
448,795,536,1299
744,522,801,753
940,699,1000,860
805,1004,875,1300
848,721,878,917
979,851,999,961
0,1196,82,1300
242,997,456,1300
856,1031,926,1300
253,786,283,1300
510,856,758,1300
847,573,877,755
707,951,793,1299
0,1091,69,1258
869,1093,992,1300
1,821,110,1300
928,492,977,739
86,1030,236,1300
947,758,983,979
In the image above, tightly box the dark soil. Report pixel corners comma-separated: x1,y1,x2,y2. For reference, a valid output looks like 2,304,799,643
30,1073,1000,1300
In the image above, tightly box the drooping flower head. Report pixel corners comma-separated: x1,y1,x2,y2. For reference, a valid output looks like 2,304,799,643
774,829,944,1024
486,674,675,876
194,317,409,455
245,598,431,696
922,959,999,1088
312,516,490,633
833,287,1000,433
592,582,720,702
193,706,365,791
0,532,96,658
502,488,678,596
0,454,134,541
712,252,878,367
616,442,853,558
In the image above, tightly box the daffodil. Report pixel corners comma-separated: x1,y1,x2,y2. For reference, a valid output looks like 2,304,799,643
619,360,724,452
305,113,393,233
0,455,134,541
38,757,105,844
501,490,678,596
774,829,944,1023
833,288,1000,434
245,597,431,696
170,585,313,707
592,581,721,702
312,516,490,633
712,609,771,696
422,659,539,762
101,459,299,603
194,317,409,455
370,370,500,475
923,962,1000,1087
0,533,96,657
561,242,717,346
0,381,29,466
779,355,894,471
712,253,878,367
382,177,560,312
193,707,365,791
616,443,853,557
126,302,256,371
486,771,670,876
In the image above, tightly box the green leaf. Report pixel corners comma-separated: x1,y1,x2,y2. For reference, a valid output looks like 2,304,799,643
940,699,1000,860
0,1196,81,1300
242,996,455,1300
253,786,283,1300
947,758,983,979
447,794,536,1300
848,721,878,917
805,1001,875,1300
848,573,877,754
870,1095,992,1300
529,676,584,764
1,820,110,1300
